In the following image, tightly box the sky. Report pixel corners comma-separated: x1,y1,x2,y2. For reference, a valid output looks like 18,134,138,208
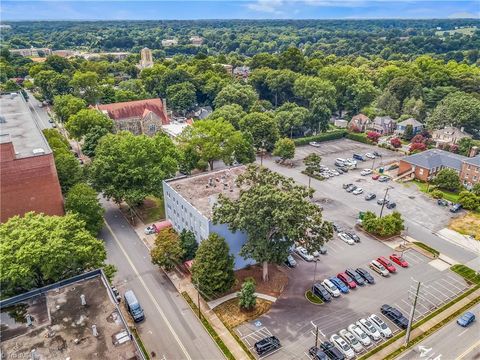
1,0,479,21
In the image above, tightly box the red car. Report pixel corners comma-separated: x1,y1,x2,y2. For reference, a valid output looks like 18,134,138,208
390,253,409,268
337,272,357,289
372,174,380,180
377,257,397,273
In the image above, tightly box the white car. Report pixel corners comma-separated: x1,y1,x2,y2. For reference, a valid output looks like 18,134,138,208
369,314,393,338
365,153,376,159
338,232,355,245
309,141,321,147
331,170,340,176
360,169,372,176
144,225,156,235
348,324,372,347
357,318,382,341
322,279,341,297
345,159,357,166
370,260,389,277
353,187,364,195
339,329,364,353
295,246,314,261
330,334,355,359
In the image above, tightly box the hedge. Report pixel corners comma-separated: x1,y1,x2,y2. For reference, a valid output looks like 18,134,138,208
413,241,440,257
293,130,347,146
346,132,373,144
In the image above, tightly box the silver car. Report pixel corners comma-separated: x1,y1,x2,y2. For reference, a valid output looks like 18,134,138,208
369,314,393,338
347,323,372,347
357,318,382,341
330,334,355,359
339,329,364,353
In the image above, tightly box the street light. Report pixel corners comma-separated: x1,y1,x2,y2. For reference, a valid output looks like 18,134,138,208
312,259,319,286
311,321,319,349
379,186,394,218
405,278,421,346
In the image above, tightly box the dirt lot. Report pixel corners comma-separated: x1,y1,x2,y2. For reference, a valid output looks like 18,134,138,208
233,264,289,298
449,212,480,240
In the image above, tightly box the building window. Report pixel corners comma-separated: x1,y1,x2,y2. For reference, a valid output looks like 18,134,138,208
474,176,477,181
467,165,471,170
149,124,156,133
419,169,424,176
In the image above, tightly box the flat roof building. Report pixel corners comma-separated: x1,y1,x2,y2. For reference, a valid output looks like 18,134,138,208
0,93,64,222
0,270,143,359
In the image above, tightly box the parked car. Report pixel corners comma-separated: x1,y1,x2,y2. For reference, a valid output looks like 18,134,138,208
346,185,357,193
390,254,408,267
365,192,376,201
372,174,380,180
355,268,375,284
346,268,365,286
344,159,357,167
377,198,389,205
373,151,382,157
144,225,157,235
330,334,355,359
353,153,366,161
347,324,372,347
331,170,341,176
343,183,353,189
345,232,360,243
296,246,314,261
369,314,393,338
329,277,350,294
357,318,381,341
322,279,341,297
339,329,364,353
124,290,145,322
337,167,347,173
338,232,355,245
360,169,373,176
312,283,332,302
332,223,343,233
450,203,463,213
365,153,376,159
377,257,396,273
318,245,328,255
337,272,357,289
254,336,281,356
369,260,389,277
381,304,409,329
309,141,321,147
320,341,346,360
309,346,329,360
386,202,396,209
378,176,390,182
457,311,475,327
353,187,364,195
285,255,297,268
437,199,449,206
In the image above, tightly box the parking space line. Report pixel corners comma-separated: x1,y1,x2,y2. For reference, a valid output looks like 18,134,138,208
438,278,465,294
441,276,467,293
425,284,450,302
420,287,445,304
408,289,438,309
394,303,410,318
433,280,457,297
446,274,469,290
402,252,423,265
325,244,338,254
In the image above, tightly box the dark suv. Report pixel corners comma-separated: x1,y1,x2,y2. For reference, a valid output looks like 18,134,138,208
381,304,409,329
309,346,329,360
355,268,375,284
312,283,332,302
320,341,345,360
345,268,365,286
254,336,281,356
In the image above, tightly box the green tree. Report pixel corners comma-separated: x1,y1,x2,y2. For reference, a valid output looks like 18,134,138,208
191,233,235,298
179,118,253,170
70,71,101,104
151,228,184,271
65,183,104,235
309,98,332,133
279,47,305,73
166,82,197,114
214,83,258,111
303,153,322,188
274,102,309,137
208,104,246,129
1,80,20,92
81,126,110,158
239,112,279,151
472,183,480,196
238,279,257,310
89,132,178,205
53,94,86,122
45,54,72,73
0,212,107,297
273,138,295,162
293,76,336,110
376,91,401,118
458,191,480,211
362,211,404,237
433,169,462,192
457,137,479,157
66,109,113,140
402,97,426,122
403,124,414,141
54,151,83,193
213,164,332,281
180,230,198,261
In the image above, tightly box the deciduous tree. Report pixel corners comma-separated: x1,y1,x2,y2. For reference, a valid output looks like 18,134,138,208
433,169,461,192
166,82,197,114
65,183,104,235
151,228,184,271
66,109,113,140
304,153,322,188
239,112,279,151
214,83,258,111
272,138,295,162
180,230,198,261
53,94,86,122
458,191,479,211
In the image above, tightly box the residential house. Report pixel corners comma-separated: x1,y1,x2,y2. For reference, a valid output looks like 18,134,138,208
396,118,424,136
96,98,169,136
432,126,472,148
162,39,178,47
193,106,213,120
190,36,204,46
334,119,348,128
460,156,480,189
369,116,396,135
233,66,251,80
348,114,371,132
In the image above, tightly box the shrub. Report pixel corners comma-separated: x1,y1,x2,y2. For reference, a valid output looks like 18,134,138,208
151,228,184,271
238,279,257,310
346,132,371,144
293,130,347,146
434,169,461,192
362,211,405,237
390,137,402,148
350,125,361,133
458,191,480,211
409,142,427,153
430,189,443,199
411,134,425,144
366,131,381,143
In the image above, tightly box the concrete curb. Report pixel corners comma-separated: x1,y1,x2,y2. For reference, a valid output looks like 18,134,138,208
208,292,277,309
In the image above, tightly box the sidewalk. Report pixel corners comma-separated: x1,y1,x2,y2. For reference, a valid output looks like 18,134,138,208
372,287,480,359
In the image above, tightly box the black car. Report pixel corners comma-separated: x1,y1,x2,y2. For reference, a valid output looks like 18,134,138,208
381,304,409,329
343,183,353,190
346,185,357,193
254,336,281,355
332,223,343,233
355,268,375,284
345,232,360,243
312,283,332,302
345,268,365,286
320,341,345,360
309,346,329,360
450,203,463,213
365,192,376,201
437,199,449,206
386,202,396,209
373,151,382,157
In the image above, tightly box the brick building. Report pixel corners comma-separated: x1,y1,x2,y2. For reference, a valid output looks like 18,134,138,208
460,156,480,189
96,98,169,136
0,93,64,222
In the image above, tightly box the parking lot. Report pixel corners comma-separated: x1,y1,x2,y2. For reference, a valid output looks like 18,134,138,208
237,139,472,359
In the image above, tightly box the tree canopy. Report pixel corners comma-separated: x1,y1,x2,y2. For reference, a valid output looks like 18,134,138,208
66,109,113,140
65,183,105,235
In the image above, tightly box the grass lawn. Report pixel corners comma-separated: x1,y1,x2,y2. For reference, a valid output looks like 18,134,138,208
214,298,272,329
411,180,460,203
305,290,323,305
449,212,480,240
135,196,165,223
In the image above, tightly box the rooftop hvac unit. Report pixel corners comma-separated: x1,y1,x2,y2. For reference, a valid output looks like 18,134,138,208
32,148,45,155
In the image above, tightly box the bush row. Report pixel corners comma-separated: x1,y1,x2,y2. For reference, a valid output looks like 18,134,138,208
293,130,347,146
346,132,373,144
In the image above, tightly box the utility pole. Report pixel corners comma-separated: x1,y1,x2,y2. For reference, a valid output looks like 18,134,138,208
312,259,319,285
405,279,421,345
379,186,393,218
311,321,319,348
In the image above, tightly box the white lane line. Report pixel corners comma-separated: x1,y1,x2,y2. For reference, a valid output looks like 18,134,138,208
433,281,457,297
457,328,469,337
104,220,192,360
402,253,422,265
408,289,438,308
420,287,445,304
457,339,480,359
425,284,450,302
446,274,469,290
439,278,464,293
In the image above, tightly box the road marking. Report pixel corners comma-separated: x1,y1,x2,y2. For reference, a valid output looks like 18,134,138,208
457,328,469,337
457,338,480,359
433,281,457,297
439,278,464,293
104,220,192,360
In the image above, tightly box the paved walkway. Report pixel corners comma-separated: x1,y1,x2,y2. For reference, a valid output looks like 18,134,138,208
436,228,480,254
372,286,480,359
208,292,277,309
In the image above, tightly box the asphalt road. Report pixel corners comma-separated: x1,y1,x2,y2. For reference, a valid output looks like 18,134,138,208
398,302,480,360
25,90,53,130
100,199,224,360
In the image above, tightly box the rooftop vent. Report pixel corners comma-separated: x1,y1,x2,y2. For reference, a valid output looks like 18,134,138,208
32,148,45,155
0,116,6,123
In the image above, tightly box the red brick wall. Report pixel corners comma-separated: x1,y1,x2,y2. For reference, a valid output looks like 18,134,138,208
460,163,480,187
1,143,64,222
398,160,430,181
